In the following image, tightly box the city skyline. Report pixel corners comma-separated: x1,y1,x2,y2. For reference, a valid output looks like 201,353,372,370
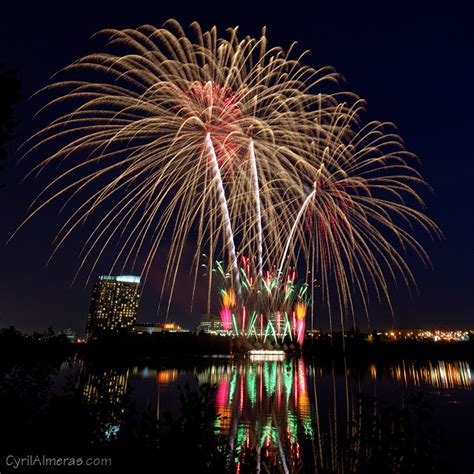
0,1,472,335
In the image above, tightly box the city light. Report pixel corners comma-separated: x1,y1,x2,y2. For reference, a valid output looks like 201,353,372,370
375,329,471,342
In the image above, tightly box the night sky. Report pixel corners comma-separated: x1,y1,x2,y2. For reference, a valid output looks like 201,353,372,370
0,1,472,335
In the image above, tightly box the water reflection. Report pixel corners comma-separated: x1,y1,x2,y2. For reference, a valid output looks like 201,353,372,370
371,360,472,390
211,359,312,470
80,366,129,443
131,366,179,385
195,358,472,471
74,358,472,471
157,369,179,385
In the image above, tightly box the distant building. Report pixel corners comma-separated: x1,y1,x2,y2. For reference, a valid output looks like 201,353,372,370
162,322,188,332
134,321,189,334
197,314,230,336
58,328,76,342
86,275,141,340
134,322,163,335
306,329,321,338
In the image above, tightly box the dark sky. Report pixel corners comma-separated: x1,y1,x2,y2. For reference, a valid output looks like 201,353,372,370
0,1,472,335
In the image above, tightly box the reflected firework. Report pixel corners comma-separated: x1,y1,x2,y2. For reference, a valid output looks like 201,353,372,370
214,358,313,471
21,20,440,331
195,358,451,472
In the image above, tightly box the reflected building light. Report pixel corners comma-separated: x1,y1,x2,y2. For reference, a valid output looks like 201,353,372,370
157,369,178,385
369,364,377,379
81,367,130,444
389,361,472,390
195,364,230,386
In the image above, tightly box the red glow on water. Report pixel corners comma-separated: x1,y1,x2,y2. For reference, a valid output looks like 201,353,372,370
277,363,282,409
216,376,229,408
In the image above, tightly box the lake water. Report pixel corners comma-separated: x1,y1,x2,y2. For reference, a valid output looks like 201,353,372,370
64,357,473,472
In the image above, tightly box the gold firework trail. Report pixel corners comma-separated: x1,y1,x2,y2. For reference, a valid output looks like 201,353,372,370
17,20,440,327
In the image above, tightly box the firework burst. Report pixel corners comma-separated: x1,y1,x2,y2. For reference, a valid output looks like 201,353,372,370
18,20,440,331
214,257,309,344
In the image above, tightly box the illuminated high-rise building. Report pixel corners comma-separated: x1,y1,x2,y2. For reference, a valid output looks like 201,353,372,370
86,275,140,340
